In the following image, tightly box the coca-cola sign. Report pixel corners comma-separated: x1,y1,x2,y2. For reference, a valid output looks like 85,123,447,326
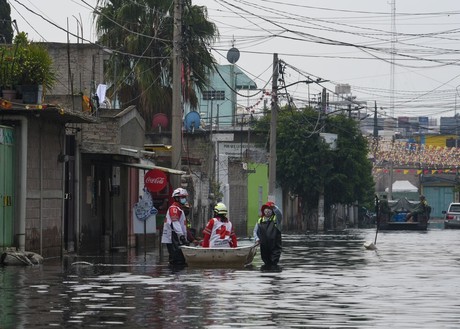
144,169,168,192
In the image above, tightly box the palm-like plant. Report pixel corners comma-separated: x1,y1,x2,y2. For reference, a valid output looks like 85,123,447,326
95,0,218,129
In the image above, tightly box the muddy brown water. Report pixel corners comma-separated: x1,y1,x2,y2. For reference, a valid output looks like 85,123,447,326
1,229,459,328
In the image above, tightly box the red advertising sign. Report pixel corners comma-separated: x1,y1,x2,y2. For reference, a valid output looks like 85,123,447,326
144,169,168,192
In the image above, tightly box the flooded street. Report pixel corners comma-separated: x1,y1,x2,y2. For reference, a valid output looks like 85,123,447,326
1,229,460,328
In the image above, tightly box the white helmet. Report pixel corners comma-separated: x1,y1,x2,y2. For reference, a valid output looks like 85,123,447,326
172,188,188,198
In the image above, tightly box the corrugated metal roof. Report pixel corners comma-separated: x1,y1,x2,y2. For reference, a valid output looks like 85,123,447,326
122,162,185,175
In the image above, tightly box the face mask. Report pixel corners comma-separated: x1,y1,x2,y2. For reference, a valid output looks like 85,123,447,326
264,208,273,217
179,197,187,205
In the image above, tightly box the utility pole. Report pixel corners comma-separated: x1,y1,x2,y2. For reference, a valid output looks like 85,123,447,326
373,101,379,164
373,101,378,138
268,53,279,203
455,85,460,148
171,0,182,188
317,87,327,231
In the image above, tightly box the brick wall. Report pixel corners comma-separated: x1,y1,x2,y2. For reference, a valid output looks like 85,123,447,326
43,43,109,111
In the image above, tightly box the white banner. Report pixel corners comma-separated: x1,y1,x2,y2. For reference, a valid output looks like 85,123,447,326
132,189,157,234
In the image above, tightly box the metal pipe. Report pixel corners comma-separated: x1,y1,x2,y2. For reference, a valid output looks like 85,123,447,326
39,122,43,255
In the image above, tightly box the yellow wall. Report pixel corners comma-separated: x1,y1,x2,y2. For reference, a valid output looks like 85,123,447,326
415,135,456,147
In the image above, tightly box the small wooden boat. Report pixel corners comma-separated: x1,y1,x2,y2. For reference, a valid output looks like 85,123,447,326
377,197,429,231
180,244,258,267
378,220,428,231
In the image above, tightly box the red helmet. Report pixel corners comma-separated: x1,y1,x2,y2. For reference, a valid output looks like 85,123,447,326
261,201,275,213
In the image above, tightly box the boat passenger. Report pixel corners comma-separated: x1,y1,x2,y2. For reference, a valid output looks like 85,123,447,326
161,188,190,265
406,195,430,222
253,201,283,269
202,202,238,248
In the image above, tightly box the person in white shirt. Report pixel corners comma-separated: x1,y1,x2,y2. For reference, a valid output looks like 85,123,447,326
161,188,189,265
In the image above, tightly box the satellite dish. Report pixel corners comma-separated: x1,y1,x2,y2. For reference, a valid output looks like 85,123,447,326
184,111,201,133
152,113,169,132
227,47,240,64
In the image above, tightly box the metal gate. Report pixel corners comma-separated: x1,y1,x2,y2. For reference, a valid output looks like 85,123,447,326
423,186,454,219
0,125,15,249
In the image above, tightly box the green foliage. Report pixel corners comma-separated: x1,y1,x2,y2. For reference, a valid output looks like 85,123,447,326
0,0,13,44
95,0,218,127
0,33,56,91
0,43,20,88
17,41,56,90
272,106,375,209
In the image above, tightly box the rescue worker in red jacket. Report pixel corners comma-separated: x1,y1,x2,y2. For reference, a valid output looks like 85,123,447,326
202,202,238,248
253,201,283,269
161,188,189,265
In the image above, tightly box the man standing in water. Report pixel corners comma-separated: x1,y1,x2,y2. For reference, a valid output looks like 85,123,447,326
253,201,283,270
161,188,189,266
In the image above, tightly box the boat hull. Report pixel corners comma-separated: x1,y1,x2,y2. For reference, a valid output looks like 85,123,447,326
378,221,428,231
181,244,258,267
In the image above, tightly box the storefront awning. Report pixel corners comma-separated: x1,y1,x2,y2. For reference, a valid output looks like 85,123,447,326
122,162,186,175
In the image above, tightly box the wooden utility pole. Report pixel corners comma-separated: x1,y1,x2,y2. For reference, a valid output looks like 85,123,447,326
268,53,279,202
373,101,378,138
171,0,182,188
317,87,327,231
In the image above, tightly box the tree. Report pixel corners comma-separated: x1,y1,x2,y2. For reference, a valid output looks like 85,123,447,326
0,0,13,44
254,106,375,228
94,0,218,128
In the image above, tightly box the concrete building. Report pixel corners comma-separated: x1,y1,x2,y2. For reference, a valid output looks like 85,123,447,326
0,106,96,257
0,43,161,257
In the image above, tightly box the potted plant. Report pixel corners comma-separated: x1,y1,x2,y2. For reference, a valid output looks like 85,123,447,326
15,32,56,104
0,42,21,100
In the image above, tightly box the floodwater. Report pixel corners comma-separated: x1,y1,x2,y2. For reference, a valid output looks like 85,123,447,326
1,229,460,329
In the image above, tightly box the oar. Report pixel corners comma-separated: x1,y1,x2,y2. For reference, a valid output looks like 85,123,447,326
364,195,380,250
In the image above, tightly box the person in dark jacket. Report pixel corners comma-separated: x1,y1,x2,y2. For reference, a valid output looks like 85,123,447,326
406,195,430,222
253,201,283,270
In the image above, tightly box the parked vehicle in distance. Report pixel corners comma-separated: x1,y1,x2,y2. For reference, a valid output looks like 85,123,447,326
358,207,376,228
443,203,460,229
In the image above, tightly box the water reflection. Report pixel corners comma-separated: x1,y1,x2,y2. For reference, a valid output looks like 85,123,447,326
1,229,460,328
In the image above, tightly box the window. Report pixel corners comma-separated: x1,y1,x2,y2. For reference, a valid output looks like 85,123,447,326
449,204,460,213
202,90,225,101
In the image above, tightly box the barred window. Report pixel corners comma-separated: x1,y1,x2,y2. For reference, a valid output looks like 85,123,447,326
202,90,225,100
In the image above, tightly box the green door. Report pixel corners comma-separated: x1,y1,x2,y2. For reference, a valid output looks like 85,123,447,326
0,125,15,249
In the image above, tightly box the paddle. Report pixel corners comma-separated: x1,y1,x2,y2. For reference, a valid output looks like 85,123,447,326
364,195,380,250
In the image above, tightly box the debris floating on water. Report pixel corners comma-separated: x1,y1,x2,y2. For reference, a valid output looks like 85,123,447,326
70,261,94,266
363,241,377,250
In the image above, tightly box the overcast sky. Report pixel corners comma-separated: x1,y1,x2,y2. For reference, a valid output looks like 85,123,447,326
8,0,460,120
